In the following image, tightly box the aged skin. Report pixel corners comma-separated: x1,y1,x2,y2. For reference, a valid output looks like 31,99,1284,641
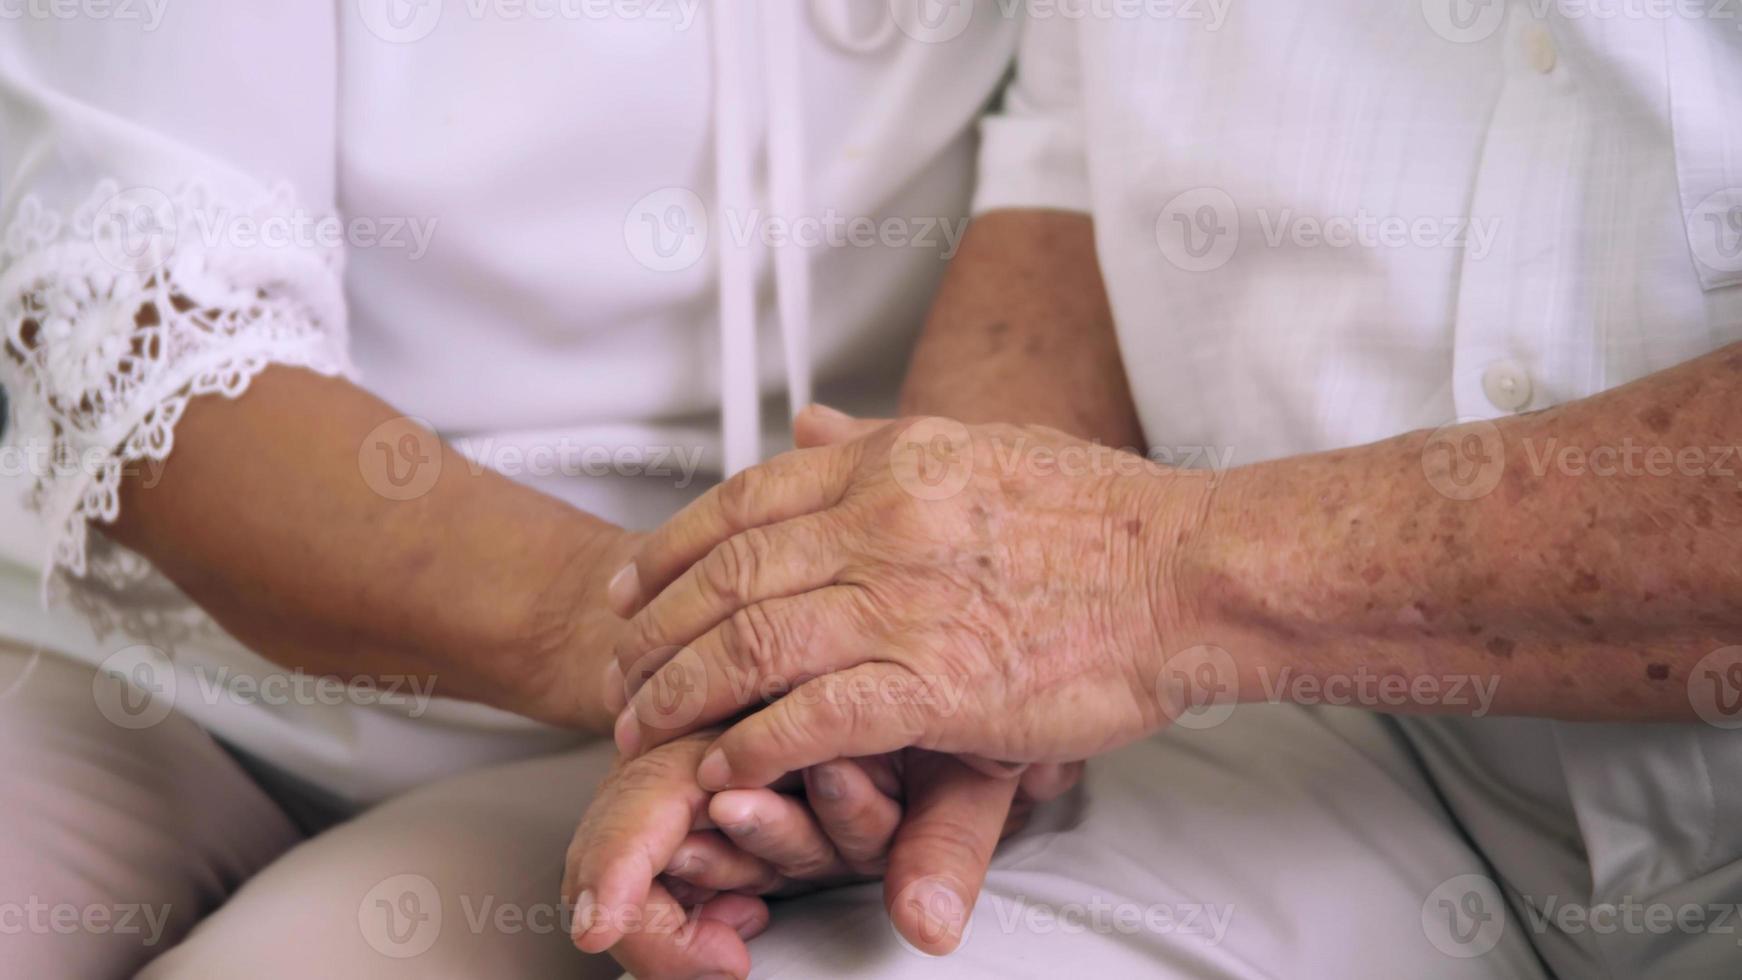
1202,340,1742,720
607,212,1741,788
569,212,1122,972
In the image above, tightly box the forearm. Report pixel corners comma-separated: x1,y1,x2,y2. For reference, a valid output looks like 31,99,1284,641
900,209,1144,448
1176,343,1742,721
108,366,625,732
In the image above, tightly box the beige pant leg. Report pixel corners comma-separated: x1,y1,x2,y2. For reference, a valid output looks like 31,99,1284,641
0,643,302,978
138,741,626,980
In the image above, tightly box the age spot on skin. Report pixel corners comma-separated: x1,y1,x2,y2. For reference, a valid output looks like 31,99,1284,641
1646,663,1670,681
1485,636,1517,659
1571,571,1601,593
1125,518,1143,537
1638,405,1674,434
1361,564,1386,585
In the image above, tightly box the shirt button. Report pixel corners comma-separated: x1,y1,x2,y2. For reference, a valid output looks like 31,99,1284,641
1524,25,1557,74
1483,360,1534,413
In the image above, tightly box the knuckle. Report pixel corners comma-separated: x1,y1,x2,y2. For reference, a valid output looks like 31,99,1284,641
716,469,759,529
725,604,785,681
703,532,759,605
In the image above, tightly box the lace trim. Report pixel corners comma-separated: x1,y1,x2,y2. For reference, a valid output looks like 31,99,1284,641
1,179,355,618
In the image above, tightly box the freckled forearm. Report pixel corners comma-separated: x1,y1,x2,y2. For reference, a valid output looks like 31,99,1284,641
1179,342,1742,721
900,210,1146,448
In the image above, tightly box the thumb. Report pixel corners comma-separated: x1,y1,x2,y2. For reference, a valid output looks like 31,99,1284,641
794,404,888,449
884,754,1018,956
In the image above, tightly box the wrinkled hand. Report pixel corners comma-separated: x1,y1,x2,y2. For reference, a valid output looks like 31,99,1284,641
564,734,1081,978
606,412,1206,789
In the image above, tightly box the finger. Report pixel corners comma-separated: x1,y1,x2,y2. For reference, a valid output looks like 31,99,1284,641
603,880,765,980
697,662,926,791
664,831,785,894
564,736,715,954
614,514,847,697
709,789,855,883
618,588,876,758
884,755,1019,956
607,444,861,616
1018,761,1085,804
793,405,889,449
805,759,902,871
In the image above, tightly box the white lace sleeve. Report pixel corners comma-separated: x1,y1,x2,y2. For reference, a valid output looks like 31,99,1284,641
0,179,356,608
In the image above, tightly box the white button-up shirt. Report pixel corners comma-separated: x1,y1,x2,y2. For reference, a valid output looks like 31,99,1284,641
974,5,1741,977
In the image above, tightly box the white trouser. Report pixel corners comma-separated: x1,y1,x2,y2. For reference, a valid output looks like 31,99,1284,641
2,641,1559,979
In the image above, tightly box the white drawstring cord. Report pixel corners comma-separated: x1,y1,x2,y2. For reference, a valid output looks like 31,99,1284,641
764,1,813,420
713,0,760,476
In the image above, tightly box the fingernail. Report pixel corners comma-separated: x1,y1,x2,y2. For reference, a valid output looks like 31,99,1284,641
697,748,731,790
606,563,640,616
723,816,759,838
613,704,641,757
570,889,595,941
666,850,701,876
810,764,845,801
907,879,967,949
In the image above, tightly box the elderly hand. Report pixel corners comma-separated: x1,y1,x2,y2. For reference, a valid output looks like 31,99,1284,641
564,733,1078,978
605,411,1212,790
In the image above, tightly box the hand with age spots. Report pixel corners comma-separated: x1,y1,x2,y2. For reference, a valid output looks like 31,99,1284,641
563,730,1081,979
605,411,1208,787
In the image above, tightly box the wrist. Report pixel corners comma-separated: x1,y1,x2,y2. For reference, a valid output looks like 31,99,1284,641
485,502,638,734
1130,461,1289,719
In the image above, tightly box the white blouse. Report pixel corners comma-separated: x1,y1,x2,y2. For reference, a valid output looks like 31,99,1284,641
0,1,1018,800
